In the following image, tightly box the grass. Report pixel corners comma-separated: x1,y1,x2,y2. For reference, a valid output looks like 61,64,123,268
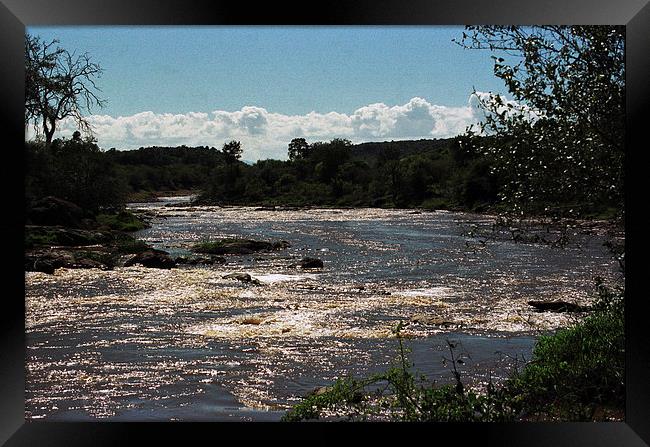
192,238,283,254
96,210,149,232
24,230,58,249
24,226,110,248
71,250,118,268
114,236,151,254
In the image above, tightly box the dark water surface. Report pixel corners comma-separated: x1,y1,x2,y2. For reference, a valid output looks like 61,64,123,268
25,200,620,420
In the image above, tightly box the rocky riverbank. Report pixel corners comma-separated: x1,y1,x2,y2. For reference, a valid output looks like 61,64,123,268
24,196,304,274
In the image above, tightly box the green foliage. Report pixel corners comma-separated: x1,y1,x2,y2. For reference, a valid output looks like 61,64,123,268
26,138,128,213
287,138,311,161
506,289,624,420
107,145,224,194
27,131,617,220
114,236,151,254
196,137,505,211
221,140,243,163
72,249,119,267
282,376,368,422
456,26,624,219
24,226,111,248
24,229,58,249
96,210,149,232
283,324,519,422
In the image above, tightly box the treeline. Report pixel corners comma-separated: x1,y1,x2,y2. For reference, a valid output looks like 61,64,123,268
106,145,227,192
26,140,224,213
198,137,499,210
26,135,503,215
26,133,618,216
26,136,127,213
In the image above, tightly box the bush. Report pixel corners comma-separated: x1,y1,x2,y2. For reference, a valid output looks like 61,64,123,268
505,293,624,420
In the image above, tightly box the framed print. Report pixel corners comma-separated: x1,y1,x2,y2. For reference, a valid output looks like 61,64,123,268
2,0,649,445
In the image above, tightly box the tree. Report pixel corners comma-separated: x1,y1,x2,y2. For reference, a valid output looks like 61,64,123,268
221,140,243,164
287,137,311,161
311,138,352,183
25,33,106,146
456,26,624,218
26,136,127,212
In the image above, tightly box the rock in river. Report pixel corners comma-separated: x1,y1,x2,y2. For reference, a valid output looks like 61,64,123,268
25,249,109,274
124,249,176,269
223,272,261,285
291,257,324,269
528,300,589,313
175,255,226,265
27,196,85,228
410,314,456,326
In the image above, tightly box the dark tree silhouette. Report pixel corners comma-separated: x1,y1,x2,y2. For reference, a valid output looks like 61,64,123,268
25,33,106,146
221,140,243,163
456,26,624,218
287,137,311,161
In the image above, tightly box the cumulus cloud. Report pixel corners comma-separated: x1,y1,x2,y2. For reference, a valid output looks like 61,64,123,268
43,95,504,161
469,91,543,125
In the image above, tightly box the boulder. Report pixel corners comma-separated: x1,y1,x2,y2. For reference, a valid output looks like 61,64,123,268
307,386,362,403
124,249,176,269
72,258,108,270
291,257,324,269
25,225,111,248
25,249,108,273
223,272,261,285
175,255,226,265
223,272,252,282
239,316,264,325
28,196,85,228
272,240,292,250
528,300,589,313
309,386,332,397
25,255,57,274
410,314,456,326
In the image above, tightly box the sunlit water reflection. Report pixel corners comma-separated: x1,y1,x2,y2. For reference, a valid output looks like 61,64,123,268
25,200,620,420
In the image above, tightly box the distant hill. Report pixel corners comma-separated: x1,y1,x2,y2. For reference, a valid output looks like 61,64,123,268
350,138,453,161
106,138,453,167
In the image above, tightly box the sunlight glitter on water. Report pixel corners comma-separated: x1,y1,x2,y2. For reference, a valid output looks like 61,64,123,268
25,205,622,420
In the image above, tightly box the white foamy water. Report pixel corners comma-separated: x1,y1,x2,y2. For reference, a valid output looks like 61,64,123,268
250,273,318,284
395,287,454,298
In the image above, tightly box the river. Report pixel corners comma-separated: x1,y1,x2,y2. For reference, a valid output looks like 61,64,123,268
25,198,621,420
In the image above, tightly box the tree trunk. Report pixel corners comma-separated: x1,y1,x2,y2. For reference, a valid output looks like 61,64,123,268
44,117,56,147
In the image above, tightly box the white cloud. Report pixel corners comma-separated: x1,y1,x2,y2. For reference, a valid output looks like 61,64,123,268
468,91,543,125
40,95,500,161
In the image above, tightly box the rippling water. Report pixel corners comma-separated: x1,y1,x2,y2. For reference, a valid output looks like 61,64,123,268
25,200,620,420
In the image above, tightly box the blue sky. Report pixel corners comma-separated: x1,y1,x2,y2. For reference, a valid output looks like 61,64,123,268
27,26,509,160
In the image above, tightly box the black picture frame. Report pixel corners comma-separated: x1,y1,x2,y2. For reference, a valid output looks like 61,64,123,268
2,0,648,445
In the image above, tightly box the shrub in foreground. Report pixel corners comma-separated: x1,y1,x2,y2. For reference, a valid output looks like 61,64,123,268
283,283,624,422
